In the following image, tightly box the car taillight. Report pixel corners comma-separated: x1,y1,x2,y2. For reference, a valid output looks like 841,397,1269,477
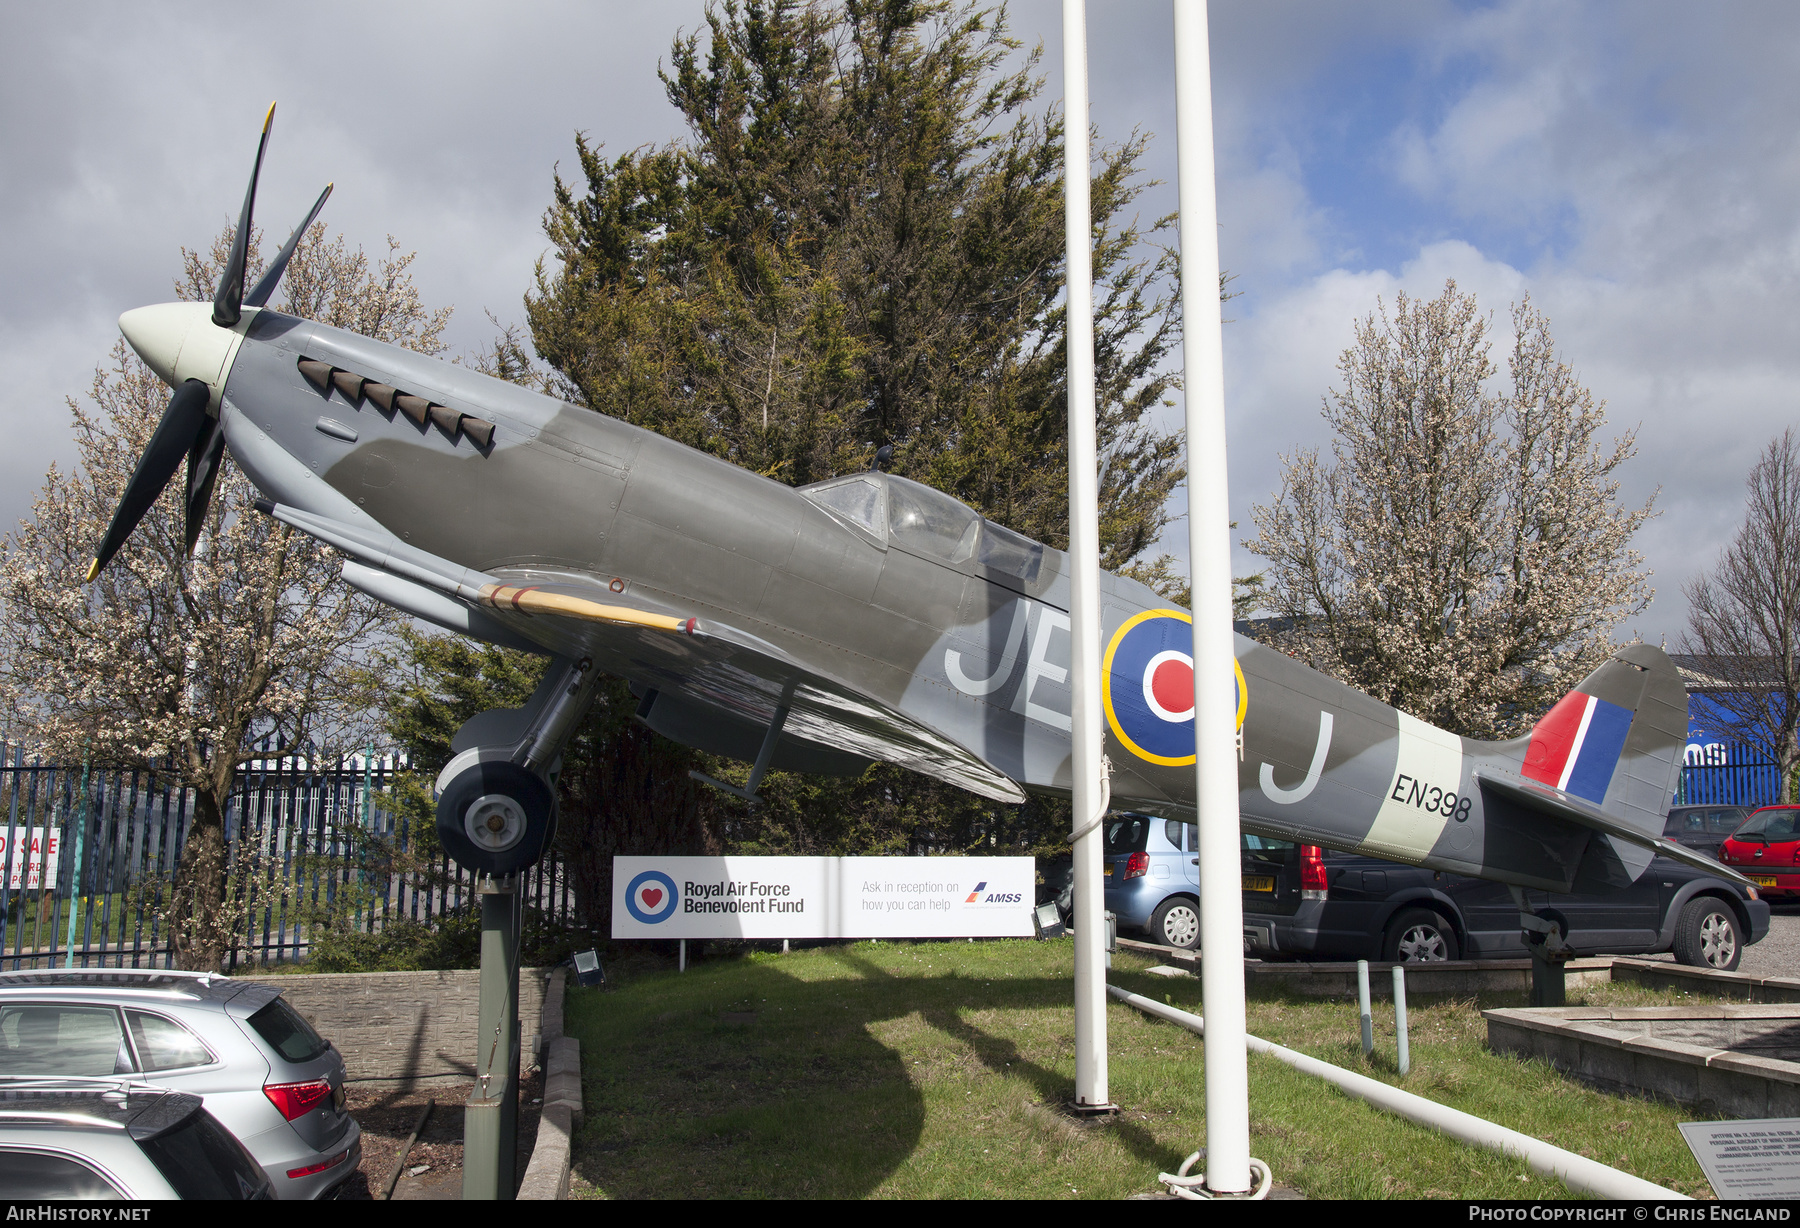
1124,851,1150,880
1300,845,1328,900
264,1078,333,1121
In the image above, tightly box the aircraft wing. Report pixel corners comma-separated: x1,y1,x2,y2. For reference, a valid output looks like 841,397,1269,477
262,501,1028,805
1473,767,1755,888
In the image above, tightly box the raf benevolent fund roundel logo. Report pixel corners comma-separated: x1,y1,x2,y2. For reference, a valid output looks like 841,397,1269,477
1102,610,1247,767
624,870,679,924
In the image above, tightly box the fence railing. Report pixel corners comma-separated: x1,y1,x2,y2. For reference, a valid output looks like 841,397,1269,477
1676,744,1783,808
0,745,581,972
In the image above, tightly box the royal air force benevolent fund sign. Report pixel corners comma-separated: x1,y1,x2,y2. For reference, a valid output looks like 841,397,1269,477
610,856,1035,940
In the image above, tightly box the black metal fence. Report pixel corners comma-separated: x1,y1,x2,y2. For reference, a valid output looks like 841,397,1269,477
0,745,581,971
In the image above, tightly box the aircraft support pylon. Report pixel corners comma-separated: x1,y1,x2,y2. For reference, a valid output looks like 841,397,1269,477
463,874,522,1200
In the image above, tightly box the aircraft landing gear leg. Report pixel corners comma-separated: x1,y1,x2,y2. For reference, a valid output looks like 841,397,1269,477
1511,887,1573,1008
435,654,601,876
463,875,520,1201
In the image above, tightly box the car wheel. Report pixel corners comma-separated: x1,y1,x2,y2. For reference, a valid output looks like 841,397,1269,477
1151,898,1201,950
1382,908,1460,962
1673,898,1741,971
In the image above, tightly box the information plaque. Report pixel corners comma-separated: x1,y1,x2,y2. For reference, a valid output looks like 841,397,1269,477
1679,1118,1800,1199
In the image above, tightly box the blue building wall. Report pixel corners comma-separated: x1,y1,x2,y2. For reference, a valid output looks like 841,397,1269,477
1681,692,1783,807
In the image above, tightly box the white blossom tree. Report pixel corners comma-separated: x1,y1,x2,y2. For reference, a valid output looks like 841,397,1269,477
1245,281,1654,739
1681,431,1800,801
0,226,448,970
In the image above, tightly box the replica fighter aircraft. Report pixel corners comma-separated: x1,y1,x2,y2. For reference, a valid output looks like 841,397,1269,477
93,111,1741,917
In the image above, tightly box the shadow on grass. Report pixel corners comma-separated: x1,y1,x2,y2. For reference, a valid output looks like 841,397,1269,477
565,944,1178,1198
567,953,924,1198
832,949,1189,1177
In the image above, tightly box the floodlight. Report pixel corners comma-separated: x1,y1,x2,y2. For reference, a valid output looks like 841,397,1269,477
572,948,605,988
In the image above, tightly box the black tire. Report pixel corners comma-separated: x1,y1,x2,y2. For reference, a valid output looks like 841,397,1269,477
435,759,556,875
1672,897,1742,971
1150,897,1201,950
1382,907,1460,962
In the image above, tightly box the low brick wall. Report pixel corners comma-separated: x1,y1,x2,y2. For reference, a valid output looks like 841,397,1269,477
1117,939,1614,997
1485,1004,1800,1118
252,968,551,1086
1610,956,1800,1003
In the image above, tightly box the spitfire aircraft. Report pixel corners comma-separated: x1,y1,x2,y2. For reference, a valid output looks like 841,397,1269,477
92,110,1741,920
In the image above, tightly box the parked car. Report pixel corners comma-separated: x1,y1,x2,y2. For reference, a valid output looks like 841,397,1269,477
0,971,359,1198
1720,805,1800,902
1095,810,1769,968
1238,839,1769,970
1102,814,1202,949
0,1085,274,1199
1662,804,1751,860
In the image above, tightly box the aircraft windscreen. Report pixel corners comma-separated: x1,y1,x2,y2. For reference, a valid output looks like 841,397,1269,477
804,475,885,536
888,478,979,563
978,520,1043,584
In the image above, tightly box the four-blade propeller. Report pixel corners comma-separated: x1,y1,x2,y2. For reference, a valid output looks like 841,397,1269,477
86,102,329,582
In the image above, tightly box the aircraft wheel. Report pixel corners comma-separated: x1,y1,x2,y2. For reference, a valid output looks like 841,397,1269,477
1383,908,1460,962
435,754,556,876
1673,898,1741,971
1151,897,1201,950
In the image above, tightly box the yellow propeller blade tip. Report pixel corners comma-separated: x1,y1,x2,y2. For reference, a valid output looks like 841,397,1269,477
83,559,100,583
262,101,277,132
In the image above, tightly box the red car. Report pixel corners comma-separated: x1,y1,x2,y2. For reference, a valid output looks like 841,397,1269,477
1720,805,1800,901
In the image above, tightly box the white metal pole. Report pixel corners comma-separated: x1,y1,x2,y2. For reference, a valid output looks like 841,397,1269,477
1174,0,1254,1193
1109,985,1686,1201
1063,0,1110,1112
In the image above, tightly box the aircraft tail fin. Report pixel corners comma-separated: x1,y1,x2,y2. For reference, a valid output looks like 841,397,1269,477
1472,644,1742,890
1517,643,1688,839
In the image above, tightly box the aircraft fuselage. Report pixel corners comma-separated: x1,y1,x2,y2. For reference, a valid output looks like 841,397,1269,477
124,304,1688,896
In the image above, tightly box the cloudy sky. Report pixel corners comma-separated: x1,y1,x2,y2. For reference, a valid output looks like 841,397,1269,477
4,1,1796,646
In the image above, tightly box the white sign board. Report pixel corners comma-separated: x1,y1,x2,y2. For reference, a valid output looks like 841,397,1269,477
611,856,1035,940
1680,1118,1800,1199
0,828,59,891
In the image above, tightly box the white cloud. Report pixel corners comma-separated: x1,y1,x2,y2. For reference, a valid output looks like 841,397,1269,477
1207,0,1800,645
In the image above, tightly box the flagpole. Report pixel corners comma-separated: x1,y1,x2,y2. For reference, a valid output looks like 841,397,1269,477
1174,0,1257,1194
1063,0,1111,1113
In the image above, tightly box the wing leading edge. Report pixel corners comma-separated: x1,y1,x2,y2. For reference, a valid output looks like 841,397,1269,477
262,501,1027,805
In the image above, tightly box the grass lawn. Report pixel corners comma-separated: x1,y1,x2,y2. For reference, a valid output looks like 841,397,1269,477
563,940,1724,1199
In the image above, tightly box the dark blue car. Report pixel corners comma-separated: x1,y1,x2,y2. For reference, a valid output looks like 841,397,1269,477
1093,810,1770,968
1239,839,1769,968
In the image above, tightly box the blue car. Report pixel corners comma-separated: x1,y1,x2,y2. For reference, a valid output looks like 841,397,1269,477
1101,813,1201,948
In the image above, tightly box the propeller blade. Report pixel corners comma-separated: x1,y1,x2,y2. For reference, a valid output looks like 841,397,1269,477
211,102,276,329
85,380,212,582
244,181,332,309
183,416,228,556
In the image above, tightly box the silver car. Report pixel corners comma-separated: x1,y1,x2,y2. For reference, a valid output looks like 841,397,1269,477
0,1084,275,1199
0,970,360,1198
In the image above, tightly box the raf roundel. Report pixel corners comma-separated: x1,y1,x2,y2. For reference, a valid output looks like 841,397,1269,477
1102,610,1247,767
624,870,679,924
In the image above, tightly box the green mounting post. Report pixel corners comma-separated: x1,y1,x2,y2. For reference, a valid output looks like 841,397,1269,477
462,873,521,1200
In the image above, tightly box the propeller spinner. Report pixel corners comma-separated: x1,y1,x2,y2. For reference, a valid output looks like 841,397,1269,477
87,103,330,582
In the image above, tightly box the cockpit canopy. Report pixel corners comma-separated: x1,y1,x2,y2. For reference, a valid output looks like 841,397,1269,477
800,472,1043,584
